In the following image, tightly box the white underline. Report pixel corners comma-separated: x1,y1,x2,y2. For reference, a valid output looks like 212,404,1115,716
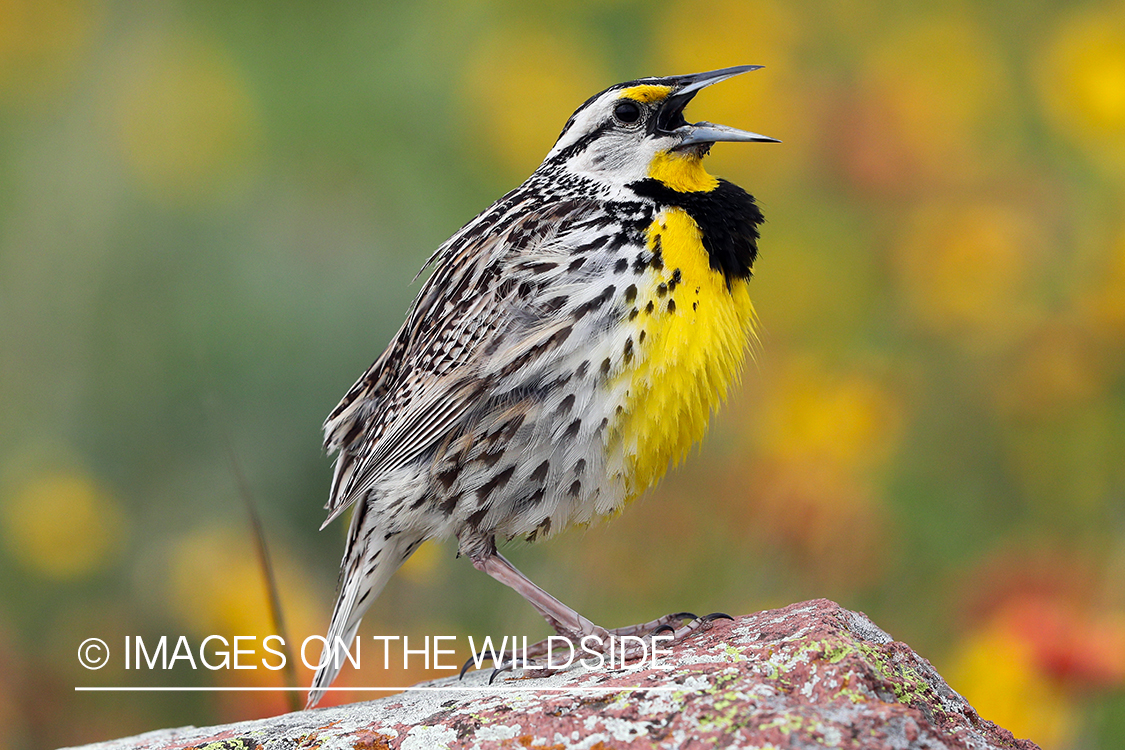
75,685,691,692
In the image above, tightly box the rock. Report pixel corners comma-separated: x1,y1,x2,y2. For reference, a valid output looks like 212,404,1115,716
64,599,1040,750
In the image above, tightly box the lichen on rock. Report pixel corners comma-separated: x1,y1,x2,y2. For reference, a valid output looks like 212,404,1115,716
64,600,1041,750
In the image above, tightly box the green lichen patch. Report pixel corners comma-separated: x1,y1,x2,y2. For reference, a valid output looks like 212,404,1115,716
192,739,260,750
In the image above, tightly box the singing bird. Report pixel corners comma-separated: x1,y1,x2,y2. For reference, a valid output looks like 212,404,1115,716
310,65,776,706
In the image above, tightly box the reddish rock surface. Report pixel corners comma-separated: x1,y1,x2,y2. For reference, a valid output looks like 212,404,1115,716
66,599,1041,749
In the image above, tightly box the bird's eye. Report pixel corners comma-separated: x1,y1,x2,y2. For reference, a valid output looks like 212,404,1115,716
613,101,642,125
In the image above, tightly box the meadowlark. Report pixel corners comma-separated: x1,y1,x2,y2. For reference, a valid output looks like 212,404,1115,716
309,65,777,706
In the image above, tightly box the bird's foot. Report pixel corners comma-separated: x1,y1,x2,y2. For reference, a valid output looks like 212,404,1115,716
587,611,732,664
459,611,733,681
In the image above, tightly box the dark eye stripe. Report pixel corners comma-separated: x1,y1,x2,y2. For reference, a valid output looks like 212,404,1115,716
550,120,613,161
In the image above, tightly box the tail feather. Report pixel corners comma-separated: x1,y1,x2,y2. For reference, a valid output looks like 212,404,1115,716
307,526,422,708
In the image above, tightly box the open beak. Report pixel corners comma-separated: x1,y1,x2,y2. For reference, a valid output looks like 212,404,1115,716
656,65,780,146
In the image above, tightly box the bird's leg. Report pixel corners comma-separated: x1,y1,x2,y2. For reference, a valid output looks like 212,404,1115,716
469,546,610,643
458,538,610,678
461,539,732,679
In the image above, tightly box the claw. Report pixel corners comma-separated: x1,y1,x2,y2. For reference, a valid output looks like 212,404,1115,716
652,624,676,636
459,648,501,679
698,612,734,631
488,662,516,684
670,612,699,622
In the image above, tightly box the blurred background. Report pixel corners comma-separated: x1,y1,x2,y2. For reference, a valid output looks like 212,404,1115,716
1,0,1123,747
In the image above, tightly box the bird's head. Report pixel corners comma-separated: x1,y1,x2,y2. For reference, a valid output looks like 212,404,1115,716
543,65,778,195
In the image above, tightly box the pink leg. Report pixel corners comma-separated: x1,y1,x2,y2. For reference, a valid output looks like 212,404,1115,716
463,542,731,677
470,548,609,642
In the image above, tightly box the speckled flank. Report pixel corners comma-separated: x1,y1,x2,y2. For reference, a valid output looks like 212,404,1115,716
65,600,1041,750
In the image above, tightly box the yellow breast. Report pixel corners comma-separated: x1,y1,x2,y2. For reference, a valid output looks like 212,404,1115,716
610,207,757,501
